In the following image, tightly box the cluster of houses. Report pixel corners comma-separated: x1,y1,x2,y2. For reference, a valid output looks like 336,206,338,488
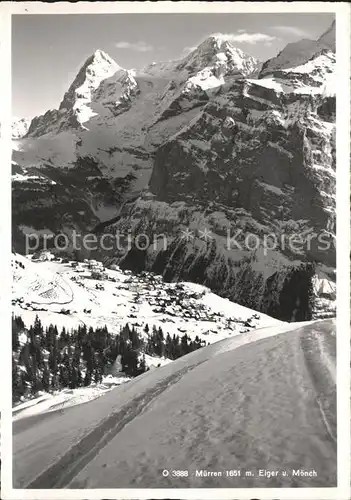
27,253,262,333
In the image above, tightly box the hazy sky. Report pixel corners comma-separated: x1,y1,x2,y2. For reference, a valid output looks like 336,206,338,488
12,13,334,119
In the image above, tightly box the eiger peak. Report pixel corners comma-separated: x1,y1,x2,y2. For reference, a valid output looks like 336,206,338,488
58,49,121,111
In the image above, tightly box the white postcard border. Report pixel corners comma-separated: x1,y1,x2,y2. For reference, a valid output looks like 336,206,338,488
0,2,350,500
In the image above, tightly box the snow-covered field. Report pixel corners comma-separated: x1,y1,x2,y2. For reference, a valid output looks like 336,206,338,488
12,375,130,421
13,318,336,488
12,356,171,421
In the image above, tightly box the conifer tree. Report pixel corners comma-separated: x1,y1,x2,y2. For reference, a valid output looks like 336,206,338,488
41,364,50,392
83,370,92,387
12,317,21,352
12,355,25,402
139,353,146,375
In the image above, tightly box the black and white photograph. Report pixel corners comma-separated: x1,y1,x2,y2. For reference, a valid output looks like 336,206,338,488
2,2,350,498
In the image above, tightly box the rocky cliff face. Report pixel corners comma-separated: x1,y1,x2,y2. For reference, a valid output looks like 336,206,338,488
149,51,335,251
12,23,336,320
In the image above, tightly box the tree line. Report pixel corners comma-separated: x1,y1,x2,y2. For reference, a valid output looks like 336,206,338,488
12,315,206,403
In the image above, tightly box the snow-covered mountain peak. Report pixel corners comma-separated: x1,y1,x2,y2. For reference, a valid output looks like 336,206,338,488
59,49,121,114
197,34,237,51
91,49,117,65
196,33,254,55
180,34,261,78
141,35,260,84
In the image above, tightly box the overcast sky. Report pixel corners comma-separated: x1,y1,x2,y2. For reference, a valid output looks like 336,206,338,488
12,13,334,119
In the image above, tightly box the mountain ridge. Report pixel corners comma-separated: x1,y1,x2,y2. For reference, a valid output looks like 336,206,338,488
18,23,335,137
259,21,335,78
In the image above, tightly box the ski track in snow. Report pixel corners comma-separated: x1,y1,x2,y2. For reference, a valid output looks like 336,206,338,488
24,361,206,489
299,321,337,445
13,319,336,489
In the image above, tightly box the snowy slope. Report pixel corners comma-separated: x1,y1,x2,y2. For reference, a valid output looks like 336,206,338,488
249,51,335,96
13,318,336,488
12,117,30,139
12,376,131,421
12,253,281,345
